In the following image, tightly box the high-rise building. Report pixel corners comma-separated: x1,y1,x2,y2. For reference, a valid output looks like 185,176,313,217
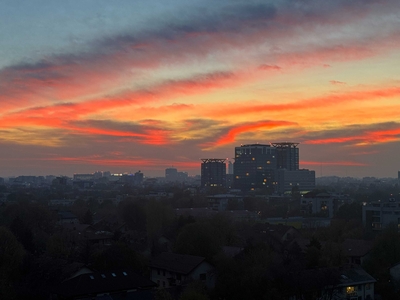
165,167,178,181
227,161,234,175
201,159,226,188
134,170,144,185
233,142,314,193
233,144,276,191
271,142,299,170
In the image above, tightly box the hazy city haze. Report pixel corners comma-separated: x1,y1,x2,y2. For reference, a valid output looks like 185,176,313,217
1,0,400,178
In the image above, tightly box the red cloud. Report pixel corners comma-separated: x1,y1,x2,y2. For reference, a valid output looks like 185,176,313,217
203,120,298,148
207,85,400,117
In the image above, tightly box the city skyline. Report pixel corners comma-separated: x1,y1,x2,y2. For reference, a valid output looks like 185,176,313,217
1,1,400,178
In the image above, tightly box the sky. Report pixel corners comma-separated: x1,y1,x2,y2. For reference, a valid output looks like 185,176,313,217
1,0,400,178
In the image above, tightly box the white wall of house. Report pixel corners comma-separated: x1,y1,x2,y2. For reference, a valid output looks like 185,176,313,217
150,261,215,289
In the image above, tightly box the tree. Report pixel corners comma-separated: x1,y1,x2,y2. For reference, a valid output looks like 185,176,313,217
91,243,147,275
46,234,69,259
0,226,25,299
146,200,174,248
174,222,221,262
364,224,400,281
82,209,93,225
119,200,147,232
305,237,322,268
179,281,209,300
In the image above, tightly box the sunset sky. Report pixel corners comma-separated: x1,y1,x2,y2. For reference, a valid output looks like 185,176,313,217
1,0,400,178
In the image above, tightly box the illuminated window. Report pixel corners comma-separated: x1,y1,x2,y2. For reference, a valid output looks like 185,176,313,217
252,157,255,161
346,286,356,295
267,161,270,164
246,173,249,176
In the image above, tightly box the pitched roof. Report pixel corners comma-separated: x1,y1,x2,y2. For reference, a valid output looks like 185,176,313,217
342,239,373,258
53,270,156,299
338,266,376,286
150,252,206,274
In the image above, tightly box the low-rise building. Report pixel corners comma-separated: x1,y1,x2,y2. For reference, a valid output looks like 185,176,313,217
53,269,156,299
362,198,400,231
150,252,215,289
301,192,352,218
289,266,375,300
207,194,243,211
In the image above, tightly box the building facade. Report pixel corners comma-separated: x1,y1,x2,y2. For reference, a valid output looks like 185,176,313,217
271,142,299,171
233,144,276,191
201,159,226,188
362,198,400,231
276,169,316,194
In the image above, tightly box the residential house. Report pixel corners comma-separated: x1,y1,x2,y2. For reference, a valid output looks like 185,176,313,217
53,269,157,300
150,252,215,289
336,266,375,300
288,266,375,300
390,262,400,292
57,211,79,224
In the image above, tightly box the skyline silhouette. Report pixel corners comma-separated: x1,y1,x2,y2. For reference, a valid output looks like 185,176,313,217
1,0,400,178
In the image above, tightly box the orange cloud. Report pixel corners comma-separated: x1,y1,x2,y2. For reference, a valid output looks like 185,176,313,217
205,85,400,118
203,120,298,148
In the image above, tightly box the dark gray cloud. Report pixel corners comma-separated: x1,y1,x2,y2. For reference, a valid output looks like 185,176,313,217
301,122,400,144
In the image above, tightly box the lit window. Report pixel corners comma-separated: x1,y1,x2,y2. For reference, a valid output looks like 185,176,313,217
252,158,255,161
346,286,356,294
246,173,249,176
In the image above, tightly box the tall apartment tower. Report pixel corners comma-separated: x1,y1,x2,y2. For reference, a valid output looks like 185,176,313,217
201,159,226,188
271,142,299,170
165,167,178,181
233,144,277,191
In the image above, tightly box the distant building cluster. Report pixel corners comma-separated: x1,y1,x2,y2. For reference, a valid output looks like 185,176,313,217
200,142,315,194
165,167,188,182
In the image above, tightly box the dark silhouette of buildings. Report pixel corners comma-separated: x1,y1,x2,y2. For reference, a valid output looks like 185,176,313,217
201,159,226,188
233,142,315,193
233,144,276,191
271,142,299,170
